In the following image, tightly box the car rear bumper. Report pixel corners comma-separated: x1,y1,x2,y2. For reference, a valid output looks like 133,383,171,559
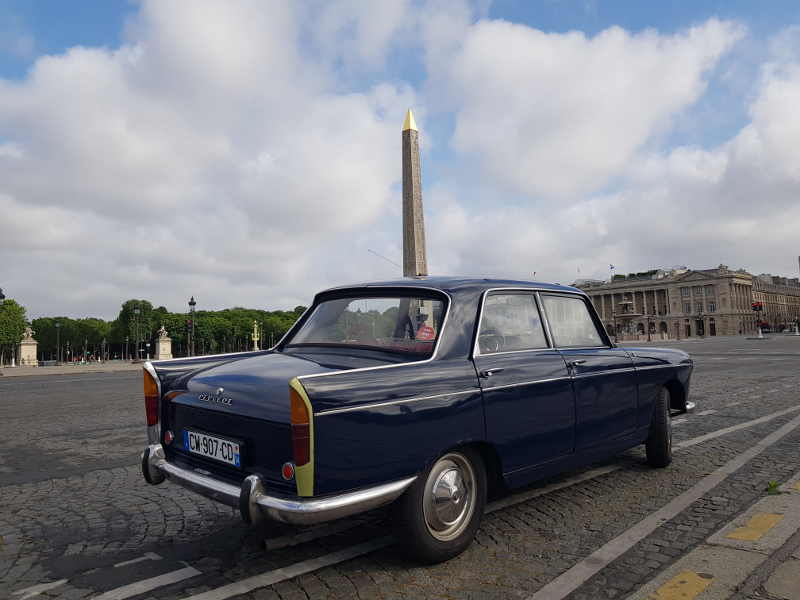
141,444,416,526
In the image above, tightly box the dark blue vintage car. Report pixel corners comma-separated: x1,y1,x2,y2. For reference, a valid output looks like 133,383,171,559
141,277,693,562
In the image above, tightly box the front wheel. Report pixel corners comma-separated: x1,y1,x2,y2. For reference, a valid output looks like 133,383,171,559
646,387,673,468
393,448,486,563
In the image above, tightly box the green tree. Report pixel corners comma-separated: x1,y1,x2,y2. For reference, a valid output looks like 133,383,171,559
0,299,27,366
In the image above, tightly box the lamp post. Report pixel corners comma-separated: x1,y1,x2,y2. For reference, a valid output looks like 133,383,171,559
646,314,652,342
133,305,141,360
102,338,107,362
188,296,196,356
55,322,61,364
66,340,71,363
611,310,618,344
124,336,129,361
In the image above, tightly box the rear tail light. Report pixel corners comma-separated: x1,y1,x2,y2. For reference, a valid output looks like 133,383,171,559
144,369,160,426
290,386,311,466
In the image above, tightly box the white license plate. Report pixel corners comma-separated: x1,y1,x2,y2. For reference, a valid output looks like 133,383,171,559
183,430,241,467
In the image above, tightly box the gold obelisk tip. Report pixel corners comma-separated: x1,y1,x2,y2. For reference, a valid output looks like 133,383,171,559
402,109,418,132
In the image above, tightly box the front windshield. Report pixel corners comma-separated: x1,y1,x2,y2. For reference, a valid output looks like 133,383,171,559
285,295,446,357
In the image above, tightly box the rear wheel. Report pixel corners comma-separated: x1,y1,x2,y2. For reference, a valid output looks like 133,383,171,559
393,448,486,563
646,387,673,468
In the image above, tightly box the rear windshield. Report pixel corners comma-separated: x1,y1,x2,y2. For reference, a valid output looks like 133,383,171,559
285,295,446,357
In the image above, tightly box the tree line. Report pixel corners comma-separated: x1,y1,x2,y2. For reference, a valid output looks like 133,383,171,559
0,296,306,364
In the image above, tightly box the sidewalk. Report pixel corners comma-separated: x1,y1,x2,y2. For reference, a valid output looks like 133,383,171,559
627,472,800,600
0,361,142,377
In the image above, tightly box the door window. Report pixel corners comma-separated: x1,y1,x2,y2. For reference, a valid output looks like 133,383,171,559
477,293,548,354
542,295,604,348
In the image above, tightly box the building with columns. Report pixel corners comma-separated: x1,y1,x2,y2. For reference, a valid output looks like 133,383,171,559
578,264,800,339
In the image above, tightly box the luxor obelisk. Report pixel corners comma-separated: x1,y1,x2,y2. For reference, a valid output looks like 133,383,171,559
402,109,428,277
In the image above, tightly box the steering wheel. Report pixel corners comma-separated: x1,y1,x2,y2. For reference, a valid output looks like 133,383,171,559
479,329,505,353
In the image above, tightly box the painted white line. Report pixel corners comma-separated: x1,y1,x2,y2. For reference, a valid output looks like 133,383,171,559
675,405,800,450
113,552,162,568
265,520,366,551
182,537,391,600
12,580,68,599
672,418,688,427
696,409,717,416
527,411,800,600
92,566,201,600
726,402,742,407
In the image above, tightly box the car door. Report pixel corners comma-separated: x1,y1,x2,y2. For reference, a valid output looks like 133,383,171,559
473,291,575,474
539,293,638,451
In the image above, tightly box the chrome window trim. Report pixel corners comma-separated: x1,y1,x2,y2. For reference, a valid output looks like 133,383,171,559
481,376,571,392
472,287,566,358
538,292,610,350
315,389,478,417
296,287,453,381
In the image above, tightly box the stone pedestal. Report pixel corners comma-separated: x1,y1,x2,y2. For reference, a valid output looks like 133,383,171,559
155,336,172,360
18,327,38,366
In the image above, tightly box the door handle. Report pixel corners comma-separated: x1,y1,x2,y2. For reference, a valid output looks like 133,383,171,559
568,360,587,367
480,368,505,378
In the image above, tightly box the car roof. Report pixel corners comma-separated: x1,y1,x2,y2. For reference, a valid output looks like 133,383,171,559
319,276,584,296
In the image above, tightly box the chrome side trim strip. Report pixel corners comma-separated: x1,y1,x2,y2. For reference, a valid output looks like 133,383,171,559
150,350,262,364
481,376,571,392
634,364,676,371
315,389,478,416
572,367,637,378
297,288,453,381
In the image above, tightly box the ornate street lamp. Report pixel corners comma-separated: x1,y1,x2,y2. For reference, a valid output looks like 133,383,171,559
188,296,196,356
133,305,141,360
55,322,61,363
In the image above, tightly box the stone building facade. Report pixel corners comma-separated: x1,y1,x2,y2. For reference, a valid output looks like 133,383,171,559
577,265,797,339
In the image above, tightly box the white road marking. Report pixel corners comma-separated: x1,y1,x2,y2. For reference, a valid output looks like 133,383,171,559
12,580,68,599
113,552,161,568
92,565,201,600
696,409,717,416
672,418,688,426
726,402,742,407
527,411,800,600
674,405,800,450
182,538,391,600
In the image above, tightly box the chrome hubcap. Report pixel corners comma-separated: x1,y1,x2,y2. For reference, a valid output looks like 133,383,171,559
423,453,476,541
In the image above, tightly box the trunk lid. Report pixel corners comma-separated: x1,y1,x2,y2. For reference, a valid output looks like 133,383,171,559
161,352,338,494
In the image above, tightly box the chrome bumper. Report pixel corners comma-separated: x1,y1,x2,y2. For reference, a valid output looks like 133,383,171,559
141,444,416,526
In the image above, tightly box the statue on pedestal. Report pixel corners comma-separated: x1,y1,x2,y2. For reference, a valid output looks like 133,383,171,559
252,320,260,351
154,324,173,360
18,325,38,366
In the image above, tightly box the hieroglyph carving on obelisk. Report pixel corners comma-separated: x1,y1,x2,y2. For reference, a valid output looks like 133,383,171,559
402,109,428,277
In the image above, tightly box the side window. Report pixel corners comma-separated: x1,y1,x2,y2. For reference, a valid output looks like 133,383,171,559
541,295,604,347
477,293,548,354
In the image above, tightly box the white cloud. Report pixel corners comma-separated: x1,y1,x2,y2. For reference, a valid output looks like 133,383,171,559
439,18,745,197
0,0,415,318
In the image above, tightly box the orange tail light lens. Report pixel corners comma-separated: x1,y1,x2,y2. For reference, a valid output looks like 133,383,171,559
144,370,159,426
290,387,311,466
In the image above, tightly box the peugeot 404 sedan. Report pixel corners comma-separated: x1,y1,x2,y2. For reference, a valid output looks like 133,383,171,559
141,277,693,562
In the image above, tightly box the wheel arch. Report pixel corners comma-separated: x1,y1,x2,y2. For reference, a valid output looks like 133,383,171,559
449,440,506,500
664,379,687,412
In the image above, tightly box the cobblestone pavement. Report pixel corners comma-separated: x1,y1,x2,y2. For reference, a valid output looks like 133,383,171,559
1,336,799,600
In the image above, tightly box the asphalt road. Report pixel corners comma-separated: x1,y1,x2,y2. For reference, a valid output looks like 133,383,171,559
2,336,800,599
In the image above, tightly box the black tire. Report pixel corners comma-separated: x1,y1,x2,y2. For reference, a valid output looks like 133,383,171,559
646,387,673,468
393,447,486,564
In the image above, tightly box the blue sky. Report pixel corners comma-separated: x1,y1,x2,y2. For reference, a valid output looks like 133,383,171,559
1,1,799,318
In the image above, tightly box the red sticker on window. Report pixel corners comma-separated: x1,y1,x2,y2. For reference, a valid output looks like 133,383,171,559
416,325,436,341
